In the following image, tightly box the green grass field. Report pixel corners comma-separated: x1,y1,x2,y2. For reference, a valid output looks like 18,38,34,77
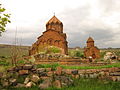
35,62,120,70
0,44,120,58
0,44,30,57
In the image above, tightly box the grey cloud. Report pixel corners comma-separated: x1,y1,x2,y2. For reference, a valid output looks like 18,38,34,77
58,2,120,48
1,0,120,48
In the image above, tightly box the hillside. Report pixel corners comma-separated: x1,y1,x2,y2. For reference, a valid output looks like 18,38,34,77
0,44,30,57
0,44,120,58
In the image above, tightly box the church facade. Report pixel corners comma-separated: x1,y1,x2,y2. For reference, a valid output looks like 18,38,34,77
29,15,68,55
84,37,100,59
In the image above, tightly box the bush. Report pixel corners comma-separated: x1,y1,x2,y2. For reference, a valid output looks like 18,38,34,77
37,45,61,54
36,63,60,70
68,50,84,58
0,60,9,66
17,60,25,65
48,46,61,53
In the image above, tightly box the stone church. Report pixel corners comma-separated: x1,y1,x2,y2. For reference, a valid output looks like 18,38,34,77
84,37,100,59
29,15,68,55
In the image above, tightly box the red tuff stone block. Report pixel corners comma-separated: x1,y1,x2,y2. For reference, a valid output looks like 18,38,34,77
56,67,63,75
19,70,29,75
53,80,62,88
47,71,54,77
63,69,72,75
46,68,52,72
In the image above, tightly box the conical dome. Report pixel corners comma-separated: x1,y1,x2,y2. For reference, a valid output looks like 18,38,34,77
46,15,63,33
46,15,62,25
87,37,94,43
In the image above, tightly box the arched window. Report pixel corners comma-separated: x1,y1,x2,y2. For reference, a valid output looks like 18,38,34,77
47,38,53,45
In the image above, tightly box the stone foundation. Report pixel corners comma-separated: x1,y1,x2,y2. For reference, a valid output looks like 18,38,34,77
1,64,120,89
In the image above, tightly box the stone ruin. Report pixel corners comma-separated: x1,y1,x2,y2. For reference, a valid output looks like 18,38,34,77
104,52,118,60
1,64,120,89
29,15,68,55
28,15,101,64
84,37,100,59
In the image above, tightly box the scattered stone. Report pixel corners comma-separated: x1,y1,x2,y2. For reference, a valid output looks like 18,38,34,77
0,72,3,77
110,76,117,81
91,69,97,73
71,70,78,75
23,64,33,70
63,69,72,74
24,77,30,84
15,83,25,88
2,81,9,87
46,68,52,72
116,76,120,81
104,52,117,60
7,67,15,73
99,71,105,76
47,71,54,76
79,74,84,78
25,81,36,88
19,70,29,75
14,66,23,71
105,72,109,76
93,73,98,78
75,75,79,79
114,67,120,72
78,70,85,74
39,78,52,89
31,74,40,83
109,68,115,73
40,76,50,80
53,80,61,88
9,78,17,86
56,67,63,75
2,64,120,89
55,76,73,86
85,74,89,78
110,72,120,76
72,75,75,78
31,69,37,73
85,70,93,74
89,74,94,78
37,68,46,74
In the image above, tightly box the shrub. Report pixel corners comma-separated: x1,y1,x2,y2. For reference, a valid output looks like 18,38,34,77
68,50,84,58
48,46,61,53
17,60,25,65
29,55,35,63
36,63,60,70
0,60,9,66
37,44,61,54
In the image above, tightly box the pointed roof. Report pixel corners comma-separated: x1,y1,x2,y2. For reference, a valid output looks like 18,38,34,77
87,37,94,42
46,15,62,25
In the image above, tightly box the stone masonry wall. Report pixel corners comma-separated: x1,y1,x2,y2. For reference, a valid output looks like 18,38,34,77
1,65,120,89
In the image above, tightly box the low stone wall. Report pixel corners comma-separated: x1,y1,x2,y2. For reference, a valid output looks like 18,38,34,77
0,64,120,89
35,58,82,65
63,67,120,81
35,59,109,66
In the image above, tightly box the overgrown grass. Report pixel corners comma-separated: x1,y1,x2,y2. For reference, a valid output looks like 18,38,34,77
0,66,6,72
36,63,60,70
0,65,11,72
36,62,120,70
61,62,120,69
7,78,120,90
61,78,120,90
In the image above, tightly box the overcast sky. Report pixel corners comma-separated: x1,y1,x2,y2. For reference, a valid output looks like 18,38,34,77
0,0,120,48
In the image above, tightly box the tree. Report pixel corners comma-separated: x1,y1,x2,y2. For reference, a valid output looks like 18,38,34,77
0,4,11,35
